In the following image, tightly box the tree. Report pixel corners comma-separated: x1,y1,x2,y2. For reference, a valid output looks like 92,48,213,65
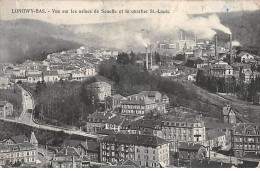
129,51,137,64
117,52,130,65
154,51,160,64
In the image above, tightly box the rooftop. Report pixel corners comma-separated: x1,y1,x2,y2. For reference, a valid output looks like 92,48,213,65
106,115,127,125
206,128,226,140
179,142,203,151
87,112,115,120
55,147,80,157
10,135,29,144
102,133,168,147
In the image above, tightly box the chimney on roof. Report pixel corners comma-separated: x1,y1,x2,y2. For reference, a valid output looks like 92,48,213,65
215,34,218,62
229,34,233,64
146,47,149,70
65,148,68,155
150,44,153,68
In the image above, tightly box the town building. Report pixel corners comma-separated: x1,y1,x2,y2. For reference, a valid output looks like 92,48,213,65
0,74,10,89
178,142,206,160
51,147,83,168
85,112,116,134
86,82,111,101
161,116,206,143
125,118,163,138
161,95,169,105
209,62,233,78
101,158,141,168
236,52,255,63
0,101,13,118
106,94,127,110
100,133,170,167
222,105,236,124
121,97,157,115
105,115,129,133
204,128,226,150
231,123,260,157
26,74,43,84
0,133,38,166
62,139,99,162
43,70,60,83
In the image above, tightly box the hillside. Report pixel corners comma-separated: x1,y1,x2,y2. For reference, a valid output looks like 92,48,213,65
0,19,82,63
1,10,259,63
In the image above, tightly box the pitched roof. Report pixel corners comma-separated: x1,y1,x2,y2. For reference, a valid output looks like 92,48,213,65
43,70,59,76
7,142,35,151
117,158,141,168
129,118,162,130
62,139,84,148
78,141,99,152
191,159,232,168
232,123,260,134
162,95,169,99
122,97,155,105
106,115,126,125
206,129,226,140
102,133,168,147
87,112,114,120
140,91,161,97
222,105,236,116
30,132,38,144
210,64,233,70
179,142,203,151
10,135,29,144
237,51,250,58
204,122,234,130
55,147,80,157
112,94,125,100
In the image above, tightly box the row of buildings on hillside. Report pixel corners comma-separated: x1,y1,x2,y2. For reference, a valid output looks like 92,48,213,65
0,45,118,85
85,81,170,114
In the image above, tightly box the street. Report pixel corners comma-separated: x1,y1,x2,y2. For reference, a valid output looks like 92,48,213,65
0,85,97,139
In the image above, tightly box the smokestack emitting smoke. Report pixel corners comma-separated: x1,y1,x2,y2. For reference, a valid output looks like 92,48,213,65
146,47,148,70
230,34,233,64
215,34,218,61
150,44,152,68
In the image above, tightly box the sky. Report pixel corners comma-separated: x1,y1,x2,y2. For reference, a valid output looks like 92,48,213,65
1,0,260,25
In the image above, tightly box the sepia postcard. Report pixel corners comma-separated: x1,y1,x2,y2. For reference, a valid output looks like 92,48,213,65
0,0,260,168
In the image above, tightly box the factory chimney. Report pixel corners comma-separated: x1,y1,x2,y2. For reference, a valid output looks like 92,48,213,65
180,30,183,40
150,44,152,68
146,47,149,70
229,34,233,64
215,34,218,62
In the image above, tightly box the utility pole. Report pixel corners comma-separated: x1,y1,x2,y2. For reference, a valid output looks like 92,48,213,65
209,141,211,159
